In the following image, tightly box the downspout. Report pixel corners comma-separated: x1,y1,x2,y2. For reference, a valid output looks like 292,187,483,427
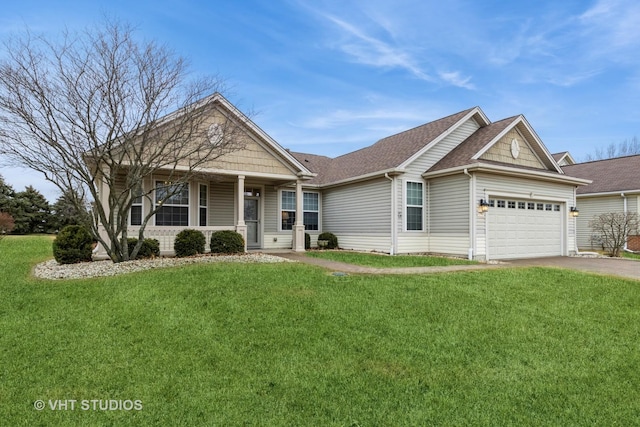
463,168,475,260
622,193,631,252
385,173,397,255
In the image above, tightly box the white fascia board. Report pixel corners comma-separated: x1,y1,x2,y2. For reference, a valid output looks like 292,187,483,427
471,115,563,174
423,163,592,186
213,95,315,178
398,107,487,169
576,189,640,198
320,168,405,189
150,93,315,178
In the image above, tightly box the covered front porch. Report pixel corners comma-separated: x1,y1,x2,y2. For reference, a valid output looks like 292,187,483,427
94,172,313,259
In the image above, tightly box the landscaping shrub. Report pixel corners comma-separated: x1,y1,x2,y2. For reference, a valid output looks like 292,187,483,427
305,232,311,250
210,230,245,254
127,238,160,259
52,224,94,264
318,232,338,249
174,229,206,257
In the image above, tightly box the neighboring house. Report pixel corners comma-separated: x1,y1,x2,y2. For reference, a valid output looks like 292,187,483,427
94,94,590,261
562,155,640,251
552,151,576,166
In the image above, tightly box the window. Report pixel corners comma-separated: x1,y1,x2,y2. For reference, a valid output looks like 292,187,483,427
508,201,516,209
281,190,320,230
488,199,495,207
281,191,296,230
536,203,544,211
303,192,319,231
406,181,423,231
497,200,506,208
527,202,535,210
155,181,189,226
130,190,142,226
199,184,208,226
545,204,553,211
518,202,526,209
554,204,561,212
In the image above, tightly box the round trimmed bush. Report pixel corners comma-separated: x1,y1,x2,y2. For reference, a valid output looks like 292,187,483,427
174,229,206,257
53,225,94,264
127,238,160,259
318,232,338,249
210,230,245,254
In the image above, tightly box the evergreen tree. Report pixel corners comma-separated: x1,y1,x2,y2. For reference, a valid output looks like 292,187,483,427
0,175,16,214
50,189,92,231
11,186,52,234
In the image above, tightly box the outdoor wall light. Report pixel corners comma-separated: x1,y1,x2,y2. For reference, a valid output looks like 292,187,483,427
478,199,490,214
570,206,580,217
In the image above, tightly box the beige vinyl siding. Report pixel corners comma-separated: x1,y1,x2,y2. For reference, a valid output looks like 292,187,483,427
394,117,479,238
323,178,391,251
211,181,235,227
263,187,279,233
405,118,481,173
332,234,392,253
575,195,627,250
429,175,469,233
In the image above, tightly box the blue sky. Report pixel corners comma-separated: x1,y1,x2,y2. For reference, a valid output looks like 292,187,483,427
2,0,640,200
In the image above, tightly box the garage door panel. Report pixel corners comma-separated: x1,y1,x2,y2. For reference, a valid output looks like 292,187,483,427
488,198,562,260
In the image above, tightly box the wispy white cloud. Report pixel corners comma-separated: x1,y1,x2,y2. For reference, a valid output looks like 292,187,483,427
438,71,475,90
322,14,432,82
579,0,640,53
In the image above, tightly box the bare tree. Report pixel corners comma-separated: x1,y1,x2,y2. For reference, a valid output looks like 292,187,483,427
585,137,640,161
589,212,639,257
0,20,245,262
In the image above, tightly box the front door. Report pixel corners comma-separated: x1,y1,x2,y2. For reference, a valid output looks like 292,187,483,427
244,197,260,248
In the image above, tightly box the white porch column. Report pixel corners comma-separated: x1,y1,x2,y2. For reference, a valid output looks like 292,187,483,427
236,175,247,252
94,168,111,260
292,179,306,252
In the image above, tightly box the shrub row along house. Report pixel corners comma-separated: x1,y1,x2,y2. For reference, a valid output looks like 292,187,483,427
94,94,596,261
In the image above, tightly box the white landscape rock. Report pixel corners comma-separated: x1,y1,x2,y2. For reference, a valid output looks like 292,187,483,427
34,253,294,280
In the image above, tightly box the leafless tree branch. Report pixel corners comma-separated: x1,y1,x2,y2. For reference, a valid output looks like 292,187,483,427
0,20,245,262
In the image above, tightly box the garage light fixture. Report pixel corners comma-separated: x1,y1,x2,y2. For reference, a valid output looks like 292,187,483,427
570,206,579,217
478,199,490,214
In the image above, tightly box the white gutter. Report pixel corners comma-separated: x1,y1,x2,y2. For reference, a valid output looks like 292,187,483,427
423,163,591,186
463,168,475,260
622,192,631,252
385,173,397,255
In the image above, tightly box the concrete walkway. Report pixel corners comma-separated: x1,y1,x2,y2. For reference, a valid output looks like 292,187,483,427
275,252,640,281
276,252,501,275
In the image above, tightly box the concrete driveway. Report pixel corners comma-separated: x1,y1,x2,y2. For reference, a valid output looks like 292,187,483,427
505,256,640,281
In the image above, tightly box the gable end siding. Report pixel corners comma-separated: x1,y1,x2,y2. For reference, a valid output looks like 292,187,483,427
480,128,545,169
405,118,481,173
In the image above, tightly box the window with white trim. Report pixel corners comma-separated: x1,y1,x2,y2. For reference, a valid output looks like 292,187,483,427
281,191,296,230
405,181,424,231
280,190,320,231
155,181,189,226
303,192,319,230
130,189,142,226
198,184,208,227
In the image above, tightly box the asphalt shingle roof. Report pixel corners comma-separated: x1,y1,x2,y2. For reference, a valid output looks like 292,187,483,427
427,116,519,172
291,107,476,185
562,154,640,194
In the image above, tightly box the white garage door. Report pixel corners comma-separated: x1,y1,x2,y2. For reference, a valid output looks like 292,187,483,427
488,199,563,260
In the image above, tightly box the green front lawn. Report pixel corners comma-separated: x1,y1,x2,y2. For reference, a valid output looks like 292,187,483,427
306,250,477,267
2,236,640,425
623,251,640,260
